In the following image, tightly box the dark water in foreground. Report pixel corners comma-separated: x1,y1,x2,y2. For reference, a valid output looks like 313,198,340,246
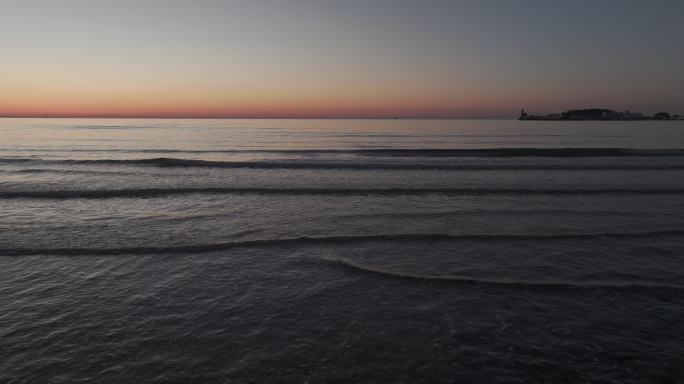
1,118,684,383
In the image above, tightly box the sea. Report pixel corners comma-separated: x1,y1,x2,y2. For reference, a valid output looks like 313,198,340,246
1,118,684,383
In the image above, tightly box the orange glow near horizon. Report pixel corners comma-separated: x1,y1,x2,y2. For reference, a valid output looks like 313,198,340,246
0,80,519,118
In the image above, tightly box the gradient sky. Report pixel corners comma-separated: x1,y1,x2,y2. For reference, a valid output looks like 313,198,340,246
1,0,683,118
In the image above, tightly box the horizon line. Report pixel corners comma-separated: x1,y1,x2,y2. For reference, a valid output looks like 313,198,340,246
0,115,513,120
2,108,681,120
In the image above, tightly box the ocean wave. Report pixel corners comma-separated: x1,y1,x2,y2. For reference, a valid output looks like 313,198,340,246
339,148,684,158
2,230,683,256
0,157,684,171
0,158,34,164
3,168,144,176
333,208,668,220
2,148,684,157
4,156,684,170
31,125,160,130
25,157,684,170
1,187,683,199
315,257,684,291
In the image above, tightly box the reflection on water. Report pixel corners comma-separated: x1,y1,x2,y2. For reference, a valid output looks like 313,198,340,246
1,118,684,383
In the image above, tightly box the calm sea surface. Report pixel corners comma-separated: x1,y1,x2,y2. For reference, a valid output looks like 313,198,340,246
1,118,684,383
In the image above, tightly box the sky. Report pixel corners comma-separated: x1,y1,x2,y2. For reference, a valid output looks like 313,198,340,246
1,0,683,118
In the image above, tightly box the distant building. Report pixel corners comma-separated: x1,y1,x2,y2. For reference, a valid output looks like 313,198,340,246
622,110,645,120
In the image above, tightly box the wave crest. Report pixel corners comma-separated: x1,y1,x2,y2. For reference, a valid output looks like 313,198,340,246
1,187,683,199
315,257,684,291
2,230,683,256
3,148,684,157
4,156,684,170
58,158,684,171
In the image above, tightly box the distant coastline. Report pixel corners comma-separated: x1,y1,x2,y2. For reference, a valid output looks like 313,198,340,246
519,108,682,121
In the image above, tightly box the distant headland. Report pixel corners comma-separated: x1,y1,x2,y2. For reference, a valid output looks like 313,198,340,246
519,108,682,121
